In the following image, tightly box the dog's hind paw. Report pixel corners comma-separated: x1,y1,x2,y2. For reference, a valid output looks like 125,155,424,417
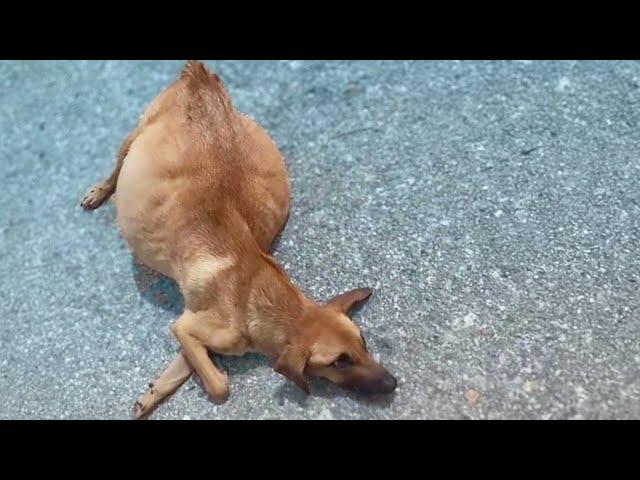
80,182,112,211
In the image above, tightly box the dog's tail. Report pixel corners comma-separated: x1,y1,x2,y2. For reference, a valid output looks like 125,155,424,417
180,60,212,82
178,60,246,153
179,60,236,118
180,61,229,100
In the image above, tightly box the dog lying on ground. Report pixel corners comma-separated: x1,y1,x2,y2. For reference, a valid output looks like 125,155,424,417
81,60,397,418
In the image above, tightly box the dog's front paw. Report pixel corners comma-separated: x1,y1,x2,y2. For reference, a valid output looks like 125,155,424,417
80,183,111,211
132,389,156,420
132,399,149,420
210,387,230,404
205,372,230,404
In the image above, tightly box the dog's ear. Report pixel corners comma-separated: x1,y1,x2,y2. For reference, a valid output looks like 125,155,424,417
326,288,373,315
274,344,311,394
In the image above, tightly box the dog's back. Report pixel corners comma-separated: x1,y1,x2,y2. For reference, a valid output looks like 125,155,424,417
115,61,290,285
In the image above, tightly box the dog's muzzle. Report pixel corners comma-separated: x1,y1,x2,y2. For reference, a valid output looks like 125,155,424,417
355,371,398,395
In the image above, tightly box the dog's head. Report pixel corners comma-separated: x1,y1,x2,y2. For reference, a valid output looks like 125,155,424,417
274,288,397,396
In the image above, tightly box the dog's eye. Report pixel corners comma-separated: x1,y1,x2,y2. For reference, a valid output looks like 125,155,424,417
332,353,353,369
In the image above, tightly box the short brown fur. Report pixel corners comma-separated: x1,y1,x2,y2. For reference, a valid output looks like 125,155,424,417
81,61,396,419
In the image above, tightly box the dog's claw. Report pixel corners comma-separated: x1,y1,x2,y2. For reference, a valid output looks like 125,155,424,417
132,400,148,420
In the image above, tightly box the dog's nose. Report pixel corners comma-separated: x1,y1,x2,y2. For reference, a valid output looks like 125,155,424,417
354,370,398,395
380,373,397,393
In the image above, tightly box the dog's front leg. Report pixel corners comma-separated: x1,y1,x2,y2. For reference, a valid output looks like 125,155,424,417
170,310,242,405
133,352,193,419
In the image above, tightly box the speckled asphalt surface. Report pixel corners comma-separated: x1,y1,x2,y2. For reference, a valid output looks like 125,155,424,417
1,60,639,419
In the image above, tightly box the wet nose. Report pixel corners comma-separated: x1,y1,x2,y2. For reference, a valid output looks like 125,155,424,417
358,372,397,394
380,372,398,393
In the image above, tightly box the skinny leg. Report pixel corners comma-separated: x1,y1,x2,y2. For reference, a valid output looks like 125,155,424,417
133,352,193,420
170,311,246,404
81,127,138,210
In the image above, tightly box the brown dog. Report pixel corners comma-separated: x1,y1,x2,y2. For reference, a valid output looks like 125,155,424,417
81,61,396,418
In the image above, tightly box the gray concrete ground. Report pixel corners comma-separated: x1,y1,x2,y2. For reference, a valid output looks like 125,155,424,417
1,60,639,419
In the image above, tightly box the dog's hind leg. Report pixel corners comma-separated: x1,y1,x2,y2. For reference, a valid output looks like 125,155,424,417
81,127,139,211
133,352,193,420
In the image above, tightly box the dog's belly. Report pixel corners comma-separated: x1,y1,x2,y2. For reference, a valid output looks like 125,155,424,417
115,137,183,280
114,115,290,280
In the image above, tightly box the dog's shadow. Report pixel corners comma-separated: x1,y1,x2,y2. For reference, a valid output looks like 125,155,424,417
273,378,396,412
131,258,395,412
131,259,184,315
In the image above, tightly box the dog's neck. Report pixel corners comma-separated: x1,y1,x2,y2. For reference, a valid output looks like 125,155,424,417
246,253,319,358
